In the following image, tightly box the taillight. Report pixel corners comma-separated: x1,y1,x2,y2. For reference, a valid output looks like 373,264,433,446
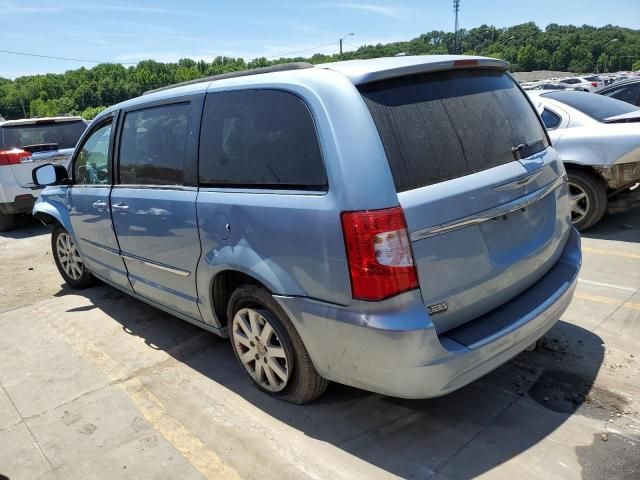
341,206,419,301
0,149,30,166
453,59,478,67
591,82,598,87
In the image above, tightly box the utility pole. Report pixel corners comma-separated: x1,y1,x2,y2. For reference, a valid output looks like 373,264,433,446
453,0,460,54
339,33,355,57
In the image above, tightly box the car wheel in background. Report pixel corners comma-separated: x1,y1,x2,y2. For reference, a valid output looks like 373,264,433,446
0,213,16,232
227,284,329,404
51,225,95,289
566,169,607,231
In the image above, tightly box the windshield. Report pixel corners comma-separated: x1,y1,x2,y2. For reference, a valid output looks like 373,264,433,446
543,91,639,121
1,120,87,150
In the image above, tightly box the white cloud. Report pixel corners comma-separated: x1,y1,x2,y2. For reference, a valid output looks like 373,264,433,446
0,1,62,14
313,2,407,19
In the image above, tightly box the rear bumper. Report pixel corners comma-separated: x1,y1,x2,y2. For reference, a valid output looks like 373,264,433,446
275,227,581,399
0,194,36,215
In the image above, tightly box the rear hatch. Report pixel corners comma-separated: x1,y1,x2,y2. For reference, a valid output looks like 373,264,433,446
360,67,572,334
1,119,86,187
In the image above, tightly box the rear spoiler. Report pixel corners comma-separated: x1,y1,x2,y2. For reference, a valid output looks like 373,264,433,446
321,56,510,85
603,110,640,124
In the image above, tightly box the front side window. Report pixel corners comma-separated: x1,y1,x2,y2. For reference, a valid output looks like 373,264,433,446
541,108,562,129
118,103,190,185
198,90,327,190
73,122,112,185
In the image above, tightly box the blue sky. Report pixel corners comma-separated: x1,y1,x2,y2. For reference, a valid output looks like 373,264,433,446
2,0,639,78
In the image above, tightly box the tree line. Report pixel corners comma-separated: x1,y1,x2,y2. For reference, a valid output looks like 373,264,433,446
1,22,639,120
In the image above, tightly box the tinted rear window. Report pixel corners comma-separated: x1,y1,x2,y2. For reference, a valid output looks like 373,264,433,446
360,69,548,192
198,89,327,190
1,120,86,150
544,91,639,121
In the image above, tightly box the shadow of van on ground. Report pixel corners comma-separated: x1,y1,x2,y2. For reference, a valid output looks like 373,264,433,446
582,207,640,243
61,284,613,479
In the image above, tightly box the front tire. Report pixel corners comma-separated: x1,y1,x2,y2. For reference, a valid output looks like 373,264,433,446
0,212,16,232
227,284,329,404
51,226,95,289
567,170,607,231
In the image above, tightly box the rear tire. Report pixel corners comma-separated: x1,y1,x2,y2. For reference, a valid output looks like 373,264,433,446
567,169,607,231
227,284,329,404
0,213,16,232
51,226,95,289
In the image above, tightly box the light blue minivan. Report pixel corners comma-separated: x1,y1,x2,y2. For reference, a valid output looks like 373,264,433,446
33,56,581,404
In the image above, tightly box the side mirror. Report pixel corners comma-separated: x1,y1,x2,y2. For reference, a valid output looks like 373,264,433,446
32,163,69,187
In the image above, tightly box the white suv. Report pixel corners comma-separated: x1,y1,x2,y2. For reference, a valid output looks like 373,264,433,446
0,116,87,231
558,76,604,92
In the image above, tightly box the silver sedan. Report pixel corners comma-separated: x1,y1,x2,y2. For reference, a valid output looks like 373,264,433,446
529,90,640,230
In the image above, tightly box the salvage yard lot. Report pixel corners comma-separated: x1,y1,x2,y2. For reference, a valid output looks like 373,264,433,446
1,211,639,480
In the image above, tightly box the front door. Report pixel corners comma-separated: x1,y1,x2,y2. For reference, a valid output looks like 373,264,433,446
67,114,131,290
110,99,203,320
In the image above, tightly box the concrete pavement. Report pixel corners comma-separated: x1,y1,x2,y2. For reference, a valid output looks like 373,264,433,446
0,210,638,480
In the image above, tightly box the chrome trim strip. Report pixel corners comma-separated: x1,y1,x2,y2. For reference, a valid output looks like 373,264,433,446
80,238,120,256
121,253,191,277
410,175,566,241
492,169,543,191
80,238,191,277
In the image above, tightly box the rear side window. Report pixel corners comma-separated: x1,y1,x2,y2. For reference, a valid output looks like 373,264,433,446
541,109,561,129
118,103,190,185
359,69,548,192
199,90,327,190
1,120,86,150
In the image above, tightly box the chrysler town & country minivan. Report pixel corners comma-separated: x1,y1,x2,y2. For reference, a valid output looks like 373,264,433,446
32,56,581,404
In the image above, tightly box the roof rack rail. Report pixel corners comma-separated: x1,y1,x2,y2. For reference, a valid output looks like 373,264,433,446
143,62,314,95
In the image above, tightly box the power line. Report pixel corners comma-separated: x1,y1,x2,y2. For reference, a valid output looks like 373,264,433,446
0,48,137,65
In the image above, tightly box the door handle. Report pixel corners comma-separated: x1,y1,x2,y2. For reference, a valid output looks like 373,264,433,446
92,200,107,211
112,202,129,213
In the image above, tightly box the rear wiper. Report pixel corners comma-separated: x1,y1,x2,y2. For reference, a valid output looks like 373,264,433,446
22,143,59,153
511,140,546,160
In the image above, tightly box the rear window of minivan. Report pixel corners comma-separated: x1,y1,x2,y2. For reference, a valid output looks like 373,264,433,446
359,69,548,192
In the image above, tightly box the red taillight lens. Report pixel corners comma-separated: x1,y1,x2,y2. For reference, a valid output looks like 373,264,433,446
0,149,30,166
453,59,478,67
341,206,419,301
591,82,598,87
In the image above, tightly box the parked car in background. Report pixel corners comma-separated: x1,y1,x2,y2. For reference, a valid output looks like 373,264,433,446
32,56,580,404
530,90,640,230
529,83,572,91
558,76,602,92
596,78,640,107
0,116,87,231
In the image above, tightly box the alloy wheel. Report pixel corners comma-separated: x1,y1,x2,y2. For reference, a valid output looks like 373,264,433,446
56,232,84,280
568,181,590,224
231,308,290,392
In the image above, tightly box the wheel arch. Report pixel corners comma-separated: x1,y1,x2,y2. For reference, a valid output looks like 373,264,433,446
32,200,73,233
210,269,269,328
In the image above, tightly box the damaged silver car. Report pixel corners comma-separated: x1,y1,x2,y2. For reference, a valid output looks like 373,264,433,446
530,90,640,230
